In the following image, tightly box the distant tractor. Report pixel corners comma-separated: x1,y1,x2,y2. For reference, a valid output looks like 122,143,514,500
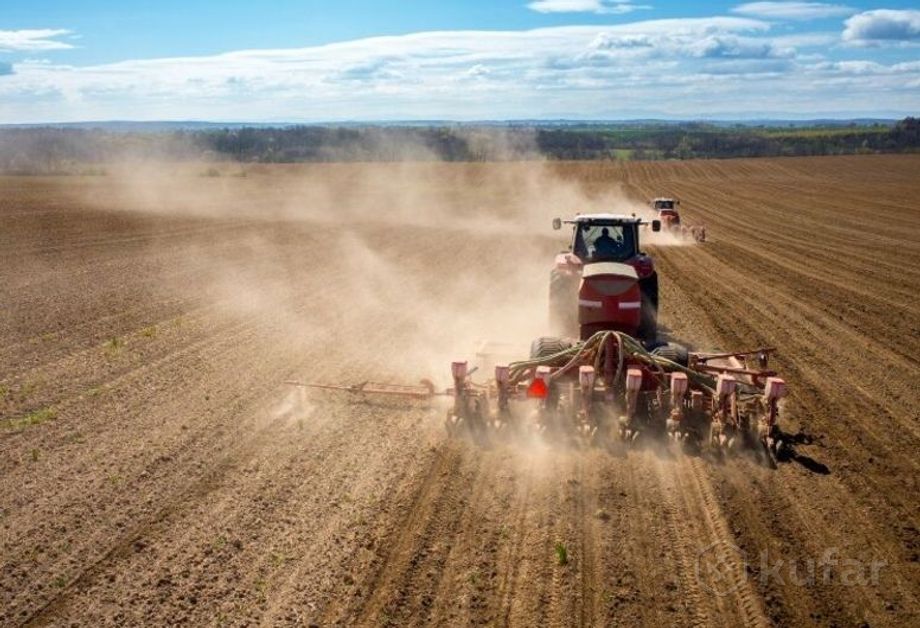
651,197,706,243
652,197,681,230
548,214,661,343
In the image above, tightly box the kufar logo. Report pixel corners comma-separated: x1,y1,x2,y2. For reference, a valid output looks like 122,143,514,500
695,541,747,596
695,542,888,597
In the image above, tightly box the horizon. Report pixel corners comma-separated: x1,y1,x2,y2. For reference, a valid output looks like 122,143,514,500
0,115,909,129
1,2,919,123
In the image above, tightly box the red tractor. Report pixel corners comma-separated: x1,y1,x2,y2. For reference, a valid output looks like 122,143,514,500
548,214,661,344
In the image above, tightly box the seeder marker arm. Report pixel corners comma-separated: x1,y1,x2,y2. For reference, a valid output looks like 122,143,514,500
284,380,450,399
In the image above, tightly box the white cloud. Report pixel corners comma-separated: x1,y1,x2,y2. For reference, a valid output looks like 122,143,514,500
0,17,916,122
0,29,73,52
527,1,650,15
770,32,838,47
732,2,854,20
842,10,920,45
814,59,920,75
688,35,791,59
692,58,794,78
465,64,491,78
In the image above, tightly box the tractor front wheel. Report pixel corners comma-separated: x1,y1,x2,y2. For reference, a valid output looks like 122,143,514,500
530,336,574,359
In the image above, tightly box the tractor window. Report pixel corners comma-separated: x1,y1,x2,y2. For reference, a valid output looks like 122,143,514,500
655,200,674,210
573,224,636,262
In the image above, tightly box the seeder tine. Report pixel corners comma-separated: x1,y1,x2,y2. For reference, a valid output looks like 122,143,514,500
625,368,643,392
715,374,736,397
451,361,468,380
670,371,688,395
764,377,787,401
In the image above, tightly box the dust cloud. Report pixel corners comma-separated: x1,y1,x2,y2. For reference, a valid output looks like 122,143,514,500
78,149,696,390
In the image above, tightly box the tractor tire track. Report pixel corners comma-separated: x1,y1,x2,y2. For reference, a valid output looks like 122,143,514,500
350,445,467,626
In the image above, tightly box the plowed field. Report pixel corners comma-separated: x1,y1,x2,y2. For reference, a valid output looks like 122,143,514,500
1,154,918,627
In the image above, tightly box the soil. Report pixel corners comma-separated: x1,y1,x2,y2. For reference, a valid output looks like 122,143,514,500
1,154,918,627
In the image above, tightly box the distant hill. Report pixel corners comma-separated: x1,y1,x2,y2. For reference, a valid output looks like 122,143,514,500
0,118,902,133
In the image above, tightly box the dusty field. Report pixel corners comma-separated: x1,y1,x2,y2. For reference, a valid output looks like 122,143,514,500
1,154,918,627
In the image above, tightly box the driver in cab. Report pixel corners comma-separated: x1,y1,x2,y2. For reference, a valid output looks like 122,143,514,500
593,227,622,258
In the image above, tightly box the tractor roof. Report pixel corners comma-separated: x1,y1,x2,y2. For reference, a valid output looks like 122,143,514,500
572,213,642,223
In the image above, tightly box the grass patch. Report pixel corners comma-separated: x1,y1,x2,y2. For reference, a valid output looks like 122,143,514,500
10,380,40,403
64,431,86,445
5,407,57,430
555,541,569,566
254,577,268,599
141,325,158,338
103,336,123,354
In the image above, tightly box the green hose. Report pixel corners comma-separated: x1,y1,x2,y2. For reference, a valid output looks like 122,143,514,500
507,330,731,396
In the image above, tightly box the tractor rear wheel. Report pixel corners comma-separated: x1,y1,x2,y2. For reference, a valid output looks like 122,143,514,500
530,336,574,359
651,342,689,367
549,268,579,337
637,273,659,343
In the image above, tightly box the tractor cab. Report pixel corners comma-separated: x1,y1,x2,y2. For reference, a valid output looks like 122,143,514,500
553,213,659,264
574,220,638,262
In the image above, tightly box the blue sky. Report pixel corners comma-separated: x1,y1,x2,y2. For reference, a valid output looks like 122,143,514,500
0,1,918,122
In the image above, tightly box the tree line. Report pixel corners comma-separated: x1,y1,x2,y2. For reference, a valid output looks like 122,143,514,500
535,118,919,160
0,118,916,173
